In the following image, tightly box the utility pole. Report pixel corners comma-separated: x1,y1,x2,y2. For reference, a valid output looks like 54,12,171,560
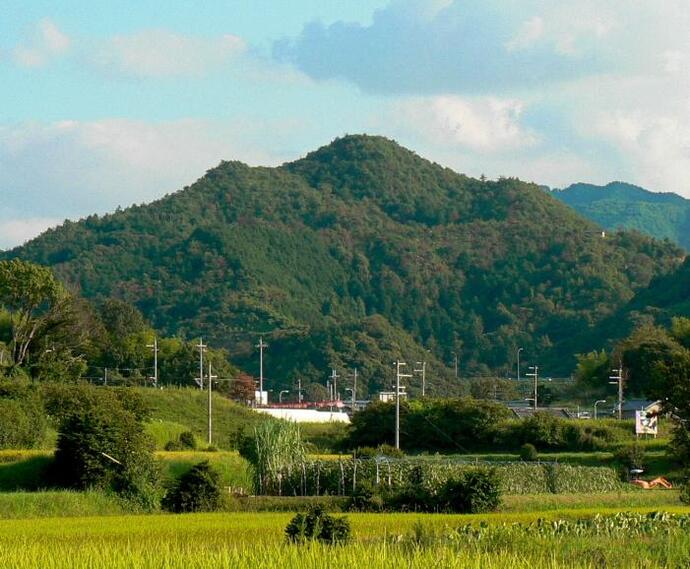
256,336,267,404
104,367,108,386
394,361,412,450
351,368,358,411
452,353,459,379
414,361,427,397
609,360,624,420
517,347,523,381
526,365,538,410
330,368,339,400
207,361,217,445
196,338,207,390
297,378,303,403
146,338,159,387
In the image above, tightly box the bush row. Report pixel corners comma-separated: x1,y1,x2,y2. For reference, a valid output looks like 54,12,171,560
347,400,639,453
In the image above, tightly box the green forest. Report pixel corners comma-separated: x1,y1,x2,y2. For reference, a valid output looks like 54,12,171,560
2,135,686,396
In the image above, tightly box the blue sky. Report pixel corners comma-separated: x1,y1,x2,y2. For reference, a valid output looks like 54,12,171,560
2,0,689,248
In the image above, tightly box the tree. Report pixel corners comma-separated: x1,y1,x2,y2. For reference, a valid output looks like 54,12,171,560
0,260,69,369
229,371,255,403
574,350,611,389
162,461,223,513
50,386,161,508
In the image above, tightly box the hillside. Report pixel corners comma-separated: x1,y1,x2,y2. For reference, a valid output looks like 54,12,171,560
550,182,690,250
4,135,683,391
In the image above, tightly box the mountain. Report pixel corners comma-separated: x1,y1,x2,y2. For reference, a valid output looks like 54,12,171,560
550,182,690,250
3,135,683,393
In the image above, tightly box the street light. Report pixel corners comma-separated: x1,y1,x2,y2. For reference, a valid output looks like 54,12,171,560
594,399,607,420
279,390,289,403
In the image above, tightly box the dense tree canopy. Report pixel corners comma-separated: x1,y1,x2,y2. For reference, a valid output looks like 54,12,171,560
4,135,682,395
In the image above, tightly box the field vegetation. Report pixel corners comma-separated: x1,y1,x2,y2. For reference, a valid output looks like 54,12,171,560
0,509,687,568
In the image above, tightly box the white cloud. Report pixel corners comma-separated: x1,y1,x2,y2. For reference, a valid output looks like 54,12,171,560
92,30,246,78
506,17,544,52
13,18,71,67
395,95,538,153
0,218,62,250
592,111,690,195
0,118,298,248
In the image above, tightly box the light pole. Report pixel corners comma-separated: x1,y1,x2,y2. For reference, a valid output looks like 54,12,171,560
207,361,217,445
594,399,607,420
196,338,206,390
525,365,538,410
414,361,427,397
255,336,267,405
394,361,412,449
351,368,358,411
279,390,289,403
517,347,523,381
146,338,159,387
330,368,339,400
609,360,624,420
452,352,458,379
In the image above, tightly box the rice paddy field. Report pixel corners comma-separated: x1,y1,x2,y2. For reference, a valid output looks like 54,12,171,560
0,507,689,568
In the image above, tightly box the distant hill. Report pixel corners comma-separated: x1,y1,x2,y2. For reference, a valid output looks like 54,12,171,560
550,182,690,250
4,135,683,391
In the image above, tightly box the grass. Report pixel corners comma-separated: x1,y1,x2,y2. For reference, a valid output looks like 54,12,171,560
137,387,348,452
136,387,263,450
0,509,688,567
158,451,252,490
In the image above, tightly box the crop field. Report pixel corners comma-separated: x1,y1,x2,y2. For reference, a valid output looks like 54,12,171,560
0,508,689,568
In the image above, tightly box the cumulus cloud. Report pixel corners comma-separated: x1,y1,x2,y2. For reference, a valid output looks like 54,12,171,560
273,0,621,94
275,0,690,94
91,30,246,78
394,95,538,152
13,19,71,67
0,118,296,248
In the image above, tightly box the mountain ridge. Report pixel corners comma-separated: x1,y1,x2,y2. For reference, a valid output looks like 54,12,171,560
550,181,690,249
3,135,683,393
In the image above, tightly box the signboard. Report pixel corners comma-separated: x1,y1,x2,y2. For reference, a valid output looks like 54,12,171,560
635,410,658,436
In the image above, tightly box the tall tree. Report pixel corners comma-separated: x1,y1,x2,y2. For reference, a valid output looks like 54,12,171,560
0,259,70,369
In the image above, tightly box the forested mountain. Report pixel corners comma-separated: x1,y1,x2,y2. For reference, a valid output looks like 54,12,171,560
3,135,683,395
550,182,690,250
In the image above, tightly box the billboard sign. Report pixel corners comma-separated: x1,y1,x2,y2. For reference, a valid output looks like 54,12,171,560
635,410,658,436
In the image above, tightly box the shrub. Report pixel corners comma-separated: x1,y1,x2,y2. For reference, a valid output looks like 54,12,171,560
680,480,690,505
0,392,47,449
164,440,183,451
436,468,502,513
614,443,646,474
354,444,404,459
178,431,196,450
163,461,224,513
50,387,161,509
285,505,350,544
520,443,538,461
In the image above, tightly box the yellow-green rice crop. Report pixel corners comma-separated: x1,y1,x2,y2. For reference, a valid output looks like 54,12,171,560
0,509,688,568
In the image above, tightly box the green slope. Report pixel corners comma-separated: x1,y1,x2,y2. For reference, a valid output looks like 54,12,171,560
550,182,690,250
5,135,683,387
